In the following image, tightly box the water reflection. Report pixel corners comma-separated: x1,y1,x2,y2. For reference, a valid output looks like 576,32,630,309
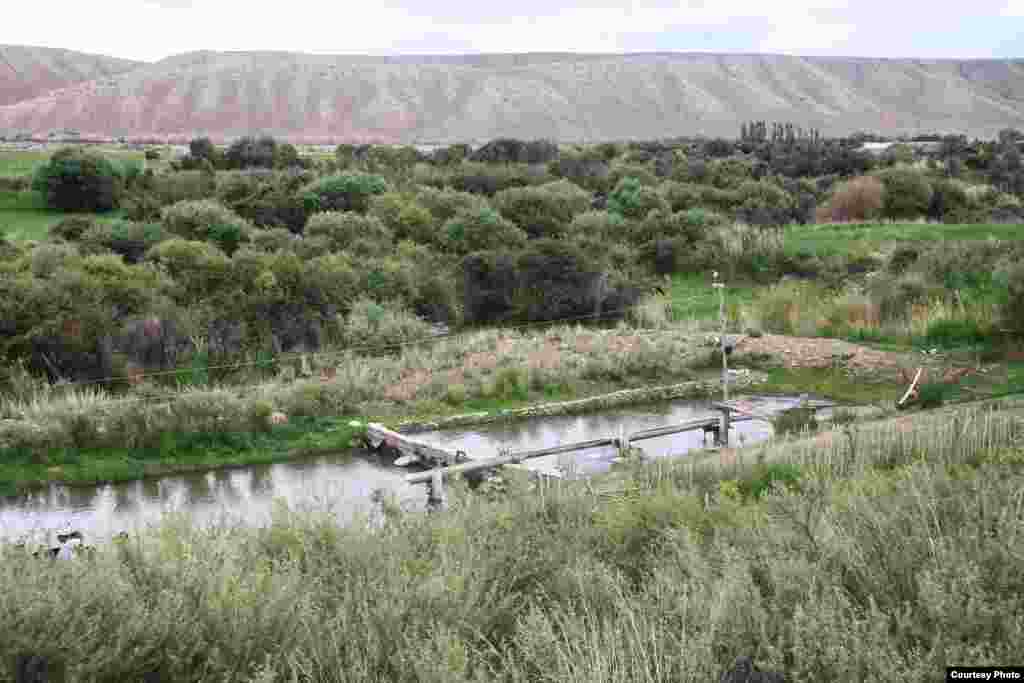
417,396,824,479
0,452,423,544
0,396,822,545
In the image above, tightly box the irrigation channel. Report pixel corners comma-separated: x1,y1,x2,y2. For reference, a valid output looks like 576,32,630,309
0,395,828,548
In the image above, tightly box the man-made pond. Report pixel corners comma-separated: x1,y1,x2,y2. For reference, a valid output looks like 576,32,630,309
0,395,821,546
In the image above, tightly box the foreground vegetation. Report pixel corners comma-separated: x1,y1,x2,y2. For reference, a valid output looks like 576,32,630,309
2,398,1022,681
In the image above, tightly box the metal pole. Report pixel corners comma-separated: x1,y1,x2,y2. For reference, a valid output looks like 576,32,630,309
713,273,728,403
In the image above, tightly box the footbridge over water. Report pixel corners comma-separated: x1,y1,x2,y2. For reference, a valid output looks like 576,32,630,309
366,397,834,506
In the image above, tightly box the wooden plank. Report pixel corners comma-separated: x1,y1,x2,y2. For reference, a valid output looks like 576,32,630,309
627,418,720,443
898,368,924,407
406,437,617,484
366,423,461,466
713,402,778,423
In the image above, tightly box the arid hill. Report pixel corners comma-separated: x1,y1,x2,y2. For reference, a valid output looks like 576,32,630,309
0,45,141,107
1,49,1023,142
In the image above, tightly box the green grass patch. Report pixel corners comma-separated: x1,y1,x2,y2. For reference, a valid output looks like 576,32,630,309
748,366,903,404
0,416,365,495
784,222,1024,258
668,272,757,323
0,190,126,241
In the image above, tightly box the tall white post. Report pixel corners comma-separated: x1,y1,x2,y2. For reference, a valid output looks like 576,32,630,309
713,272,728,403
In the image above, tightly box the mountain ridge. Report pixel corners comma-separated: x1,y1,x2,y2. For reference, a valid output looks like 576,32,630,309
1,48,1023,143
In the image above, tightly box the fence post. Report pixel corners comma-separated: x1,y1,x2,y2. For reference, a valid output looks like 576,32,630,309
717,407,731,447
426,470,447,511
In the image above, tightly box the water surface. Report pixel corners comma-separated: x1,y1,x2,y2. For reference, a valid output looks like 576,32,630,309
0,395,820,546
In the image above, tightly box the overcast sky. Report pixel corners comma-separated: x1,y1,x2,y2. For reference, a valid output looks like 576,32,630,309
4,0,1022,62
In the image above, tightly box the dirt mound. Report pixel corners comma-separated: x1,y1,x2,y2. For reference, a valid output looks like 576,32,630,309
735,333,902,373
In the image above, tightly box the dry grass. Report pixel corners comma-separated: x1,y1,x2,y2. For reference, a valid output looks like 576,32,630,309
0,323,713,452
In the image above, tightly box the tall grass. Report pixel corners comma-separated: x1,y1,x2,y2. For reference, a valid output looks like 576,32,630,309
1,400,1022,681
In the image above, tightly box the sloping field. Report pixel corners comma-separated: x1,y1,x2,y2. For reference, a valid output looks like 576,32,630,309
1,50,1023,142
0,44,141,107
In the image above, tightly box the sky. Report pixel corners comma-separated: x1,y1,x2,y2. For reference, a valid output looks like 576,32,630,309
3,0,1022,62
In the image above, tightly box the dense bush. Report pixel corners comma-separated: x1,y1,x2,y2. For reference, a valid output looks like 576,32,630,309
214,170,313,233
145,239,232,303
443,207,528,255
161,200,252,256
567,210,629,242
875,167,934,220
492,180,592,238
304,211,394,254
151,171,215,205
997,260,1024,333
337,297,436,351
48,216,97,242
547,148,612,192
734,180,797,226
630,208,716,246
607,177,670,220
414,186,489,223
80,220,165,264
369,192,440,245
31,147,124,212
512,239,609,322
447,161,548,196
223,135,288,170
249,227,298,254
461,250,520,324
303,172,389,213
470,138,559,164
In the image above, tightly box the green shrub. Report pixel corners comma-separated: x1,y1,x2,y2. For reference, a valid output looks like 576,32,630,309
917,382,947,409
414,186,489,223
738,462,804,500
511,239,610,322
444,383,468,405
250,227,297,253
546,148,612,193
607,177,669,220
161,199,252,255
48,215,97,242
447,161,547,196
631,208,721,246
924,319,988,347
303,172,388,213
734,180,797,226
31,147,124,212
997,260,1024,333
567,210,628,241
443,207,527,255
151,170,213,205
772,407,818,437
145,239,232,301
927,178,970,222
368,192,439,244
875,167,933,220
658,181,704,212
492,367,529,401
492,180,591,239
339,298,435,351
305,211,394,253
249,400,274,433
80,220,165,264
